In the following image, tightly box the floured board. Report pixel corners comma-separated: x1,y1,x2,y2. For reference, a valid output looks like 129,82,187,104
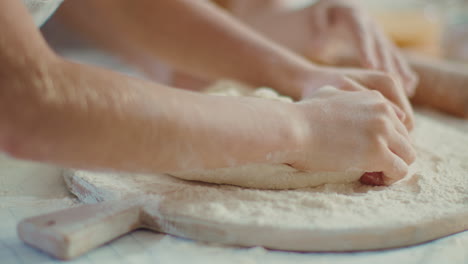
59,110,468,254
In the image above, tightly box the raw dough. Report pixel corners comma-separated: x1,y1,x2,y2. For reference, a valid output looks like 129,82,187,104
173,164,363,190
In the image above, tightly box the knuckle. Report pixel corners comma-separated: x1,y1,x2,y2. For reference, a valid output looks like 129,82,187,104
382,76,398,88
374,73,397,88
381,103,393,114
405,117,415,131
373,100,392,114
369,90,384,99
398,140,417,165
377,139,388,153
385,160,408,181
373,115,391,132
368,135,386,152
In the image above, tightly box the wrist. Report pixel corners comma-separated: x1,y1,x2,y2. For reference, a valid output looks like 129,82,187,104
260,101,308,165
265,57,325,100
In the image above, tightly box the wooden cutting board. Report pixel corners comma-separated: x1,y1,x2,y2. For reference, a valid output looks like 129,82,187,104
17,161,468,260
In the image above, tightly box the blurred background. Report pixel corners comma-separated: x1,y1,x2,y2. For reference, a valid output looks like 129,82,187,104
40,0,468,82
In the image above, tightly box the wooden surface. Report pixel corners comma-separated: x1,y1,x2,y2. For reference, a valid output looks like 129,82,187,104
18,158,468,260
2,152,465,263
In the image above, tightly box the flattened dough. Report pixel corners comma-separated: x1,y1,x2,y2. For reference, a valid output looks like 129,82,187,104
172,164,364,190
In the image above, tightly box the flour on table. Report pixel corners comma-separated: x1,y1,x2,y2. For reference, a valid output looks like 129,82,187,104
64,81,468,251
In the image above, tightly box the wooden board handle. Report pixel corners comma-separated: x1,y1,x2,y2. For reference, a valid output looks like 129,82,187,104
17,199,143,260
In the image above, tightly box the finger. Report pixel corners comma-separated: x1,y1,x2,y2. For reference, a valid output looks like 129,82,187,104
376,30,420,96
380,150,409,183
388,101,406,123
393,51,419,96
344,12,378,69
391,111,411,141
372,75,415,130
313,6,330,47
373,26,398,75
347,77,407,124
392,53,412,94
381,99,411,139
395,88,415,131
387,129,416,165
388,88,414,131
342,77,367,91
406,74,419,98
344,69,415,129
349,73,405,110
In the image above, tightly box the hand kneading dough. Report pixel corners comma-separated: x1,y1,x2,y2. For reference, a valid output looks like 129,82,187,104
170,81,365,189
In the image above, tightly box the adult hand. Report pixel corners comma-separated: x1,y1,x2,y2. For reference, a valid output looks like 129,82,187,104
286,86,416,185
300,67,414,130
303,0,418,95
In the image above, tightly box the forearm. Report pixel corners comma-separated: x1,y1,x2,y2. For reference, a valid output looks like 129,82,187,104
223,4,314,58
2,58,301,173
407,54,468,117
56,0,316,98
0,0,304,174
